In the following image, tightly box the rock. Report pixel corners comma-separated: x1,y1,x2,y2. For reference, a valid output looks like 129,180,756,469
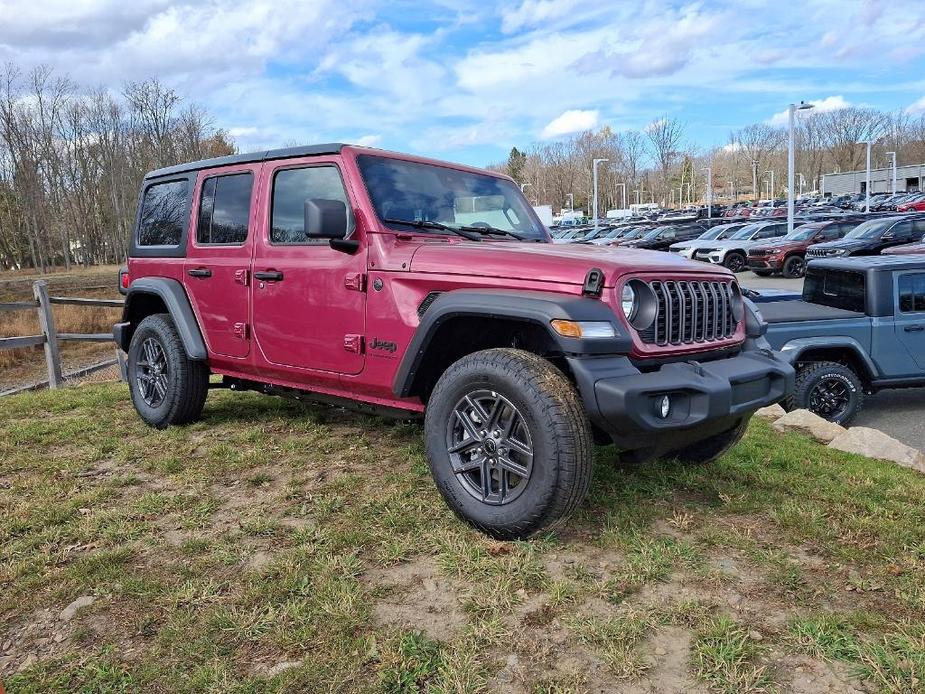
654,646,667,656
59,595,95,621
497,667,514,683
772,409,847,444
267,660,302,677
754,404,786,420
748,630,763,641
506,654,519,668
53,632,66,643
18,653,36,671
828,427,925,473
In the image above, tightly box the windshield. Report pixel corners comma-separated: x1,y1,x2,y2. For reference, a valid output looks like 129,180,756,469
357,155,547,241
701,224,739,240
786,226,822,241
729,224,760,240
844,219,890,239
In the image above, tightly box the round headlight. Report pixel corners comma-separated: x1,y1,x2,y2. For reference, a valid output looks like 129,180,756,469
621,284,636,320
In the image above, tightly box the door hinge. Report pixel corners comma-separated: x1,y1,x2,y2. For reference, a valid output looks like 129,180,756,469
344,334,364,353
234,269,249,286
233,322,249,340
345,272,366,292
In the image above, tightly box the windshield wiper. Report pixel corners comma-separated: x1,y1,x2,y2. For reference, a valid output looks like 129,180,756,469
382,217,481,241
457,224,523,240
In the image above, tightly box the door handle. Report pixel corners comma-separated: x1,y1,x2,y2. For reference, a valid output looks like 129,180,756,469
254,270,284,282
904,325,924,332
187,268,212,278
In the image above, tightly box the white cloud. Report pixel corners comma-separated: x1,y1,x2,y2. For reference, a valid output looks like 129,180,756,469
767,95,851,125
500,0,579,34
541,109,598,139
907,95,925,114
353,134,382,147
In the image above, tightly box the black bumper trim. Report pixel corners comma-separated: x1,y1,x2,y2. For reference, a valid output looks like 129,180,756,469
567,350,794,451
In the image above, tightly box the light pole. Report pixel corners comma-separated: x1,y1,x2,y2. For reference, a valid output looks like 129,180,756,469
751,160,758,201
787,101,815,232
765,170,775,201
633,189,640,205
592,158,608,231
728,181,735,201
858,140,873,212
566,193,574,211
615,183,626,210
887,151,897,194
797,173,806,196
702,166,713,218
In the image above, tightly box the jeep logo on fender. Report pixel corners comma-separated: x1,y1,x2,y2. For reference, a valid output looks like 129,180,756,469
370,337,397,353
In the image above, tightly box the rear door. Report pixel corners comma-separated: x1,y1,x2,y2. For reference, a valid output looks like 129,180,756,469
184,166,259,359
896,272,925,371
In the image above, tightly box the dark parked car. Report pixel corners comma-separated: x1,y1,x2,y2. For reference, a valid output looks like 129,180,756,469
763,256,925,425
619,223,712,251
747,218,863,278
806,215,925,259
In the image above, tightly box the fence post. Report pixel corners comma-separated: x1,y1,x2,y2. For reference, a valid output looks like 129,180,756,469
33,280,63,389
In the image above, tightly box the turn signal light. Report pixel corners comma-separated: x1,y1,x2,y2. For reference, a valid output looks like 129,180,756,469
550,320,616,339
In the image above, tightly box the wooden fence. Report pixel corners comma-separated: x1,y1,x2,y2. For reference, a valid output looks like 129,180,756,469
0,279,123,391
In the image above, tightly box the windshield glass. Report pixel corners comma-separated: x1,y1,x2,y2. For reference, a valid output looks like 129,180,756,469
844,219,890,239
729,224,759,240
357,155,546,241
786,225,822,240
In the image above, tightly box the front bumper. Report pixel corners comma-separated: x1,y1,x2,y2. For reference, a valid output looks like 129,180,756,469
747,256,782,270
567,349,793,452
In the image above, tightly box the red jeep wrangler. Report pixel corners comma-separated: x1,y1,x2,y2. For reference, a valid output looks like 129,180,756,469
114,144,793,538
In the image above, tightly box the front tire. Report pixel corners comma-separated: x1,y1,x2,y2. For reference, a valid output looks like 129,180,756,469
128,313,209,429
782,255,806,279
669,418,748,465
724,251,747,273
424,349,593,540
787,361,863,426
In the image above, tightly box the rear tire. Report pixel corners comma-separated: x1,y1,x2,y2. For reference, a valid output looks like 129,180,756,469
669,418,748,465
786,361,863,426
128,313,209,429
424,349,593,540
782,255,806,279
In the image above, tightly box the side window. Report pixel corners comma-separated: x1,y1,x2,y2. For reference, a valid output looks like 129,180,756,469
891,221,913,239
912,218,925,238
271,166,354,244
138,179,188,246
197,172,253,245
899,274,925,313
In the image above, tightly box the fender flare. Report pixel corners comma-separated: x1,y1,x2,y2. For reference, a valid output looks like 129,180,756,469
391,288,631,398
777,336,878,380
114,277,207,360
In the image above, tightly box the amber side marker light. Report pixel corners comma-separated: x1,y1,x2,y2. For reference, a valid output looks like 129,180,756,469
550,320,616,339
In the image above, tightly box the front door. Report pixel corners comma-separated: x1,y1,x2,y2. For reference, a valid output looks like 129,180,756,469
896,271,925,371
251,158,366,375
184,166,258,359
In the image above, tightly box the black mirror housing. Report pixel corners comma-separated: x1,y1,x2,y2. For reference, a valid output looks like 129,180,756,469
304,199,348,240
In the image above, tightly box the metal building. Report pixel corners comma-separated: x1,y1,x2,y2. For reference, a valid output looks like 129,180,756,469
822,163,925,196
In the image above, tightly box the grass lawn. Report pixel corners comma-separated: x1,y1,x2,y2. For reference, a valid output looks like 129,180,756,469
1,382,924,692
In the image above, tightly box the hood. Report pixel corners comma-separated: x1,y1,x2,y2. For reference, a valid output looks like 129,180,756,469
811,238,871,250
753,237,804,250
702,238,765,249
409,240,732,286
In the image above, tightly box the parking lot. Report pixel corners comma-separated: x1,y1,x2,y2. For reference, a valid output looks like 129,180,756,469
741,273,925,452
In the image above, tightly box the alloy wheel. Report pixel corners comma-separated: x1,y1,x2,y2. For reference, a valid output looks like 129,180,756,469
808,377,851,421
445,389,534,505
136,337,169,407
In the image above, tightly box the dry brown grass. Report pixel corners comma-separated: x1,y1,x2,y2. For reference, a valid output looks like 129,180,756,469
0,265,122,379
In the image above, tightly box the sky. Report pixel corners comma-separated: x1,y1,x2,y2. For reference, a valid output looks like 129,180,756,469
1,0,924,166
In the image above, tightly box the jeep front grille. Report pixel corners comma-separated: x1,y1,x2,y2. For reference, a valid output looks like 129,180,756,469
638,280,739,346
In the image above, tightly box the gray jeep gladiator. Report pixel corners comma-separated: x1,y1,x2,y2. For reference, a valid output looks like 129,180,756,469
762,256,925,425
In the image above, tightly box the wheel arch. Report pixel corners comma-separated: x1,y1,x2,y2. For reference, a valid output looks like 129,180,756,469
114,277,207,360
779,337,877,385
392,289,631,400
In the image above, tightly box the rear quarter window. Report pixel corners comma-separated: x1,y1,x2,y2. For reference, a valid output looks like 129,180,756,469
803,268,866,312
138,179,189,246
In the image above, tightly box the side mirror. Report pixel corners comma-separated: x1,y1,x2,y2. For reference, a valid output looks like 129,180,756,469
881,231,894,240
304,198,348,239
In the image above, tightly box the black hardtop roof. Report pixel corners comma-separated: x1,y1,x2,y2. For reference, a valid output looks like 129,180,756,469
144,143,346,180
807,255,925,273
